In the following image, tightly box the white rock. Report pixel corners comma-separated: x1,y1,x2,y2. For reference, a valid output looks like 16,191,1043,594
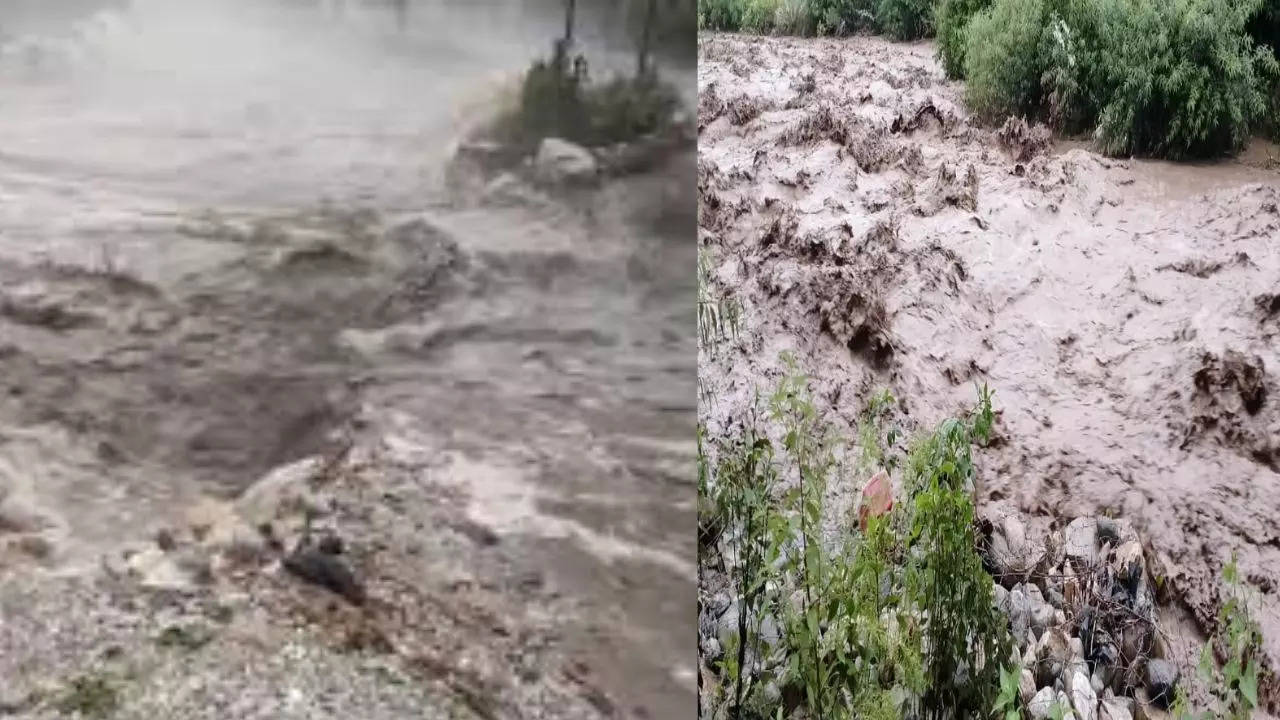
1100,696,1133,720
1029,687,1057,720
1020,668,1037,705
1064,517,1098,569
235,456,326,527
1071,669,1098,720
533,137,598,185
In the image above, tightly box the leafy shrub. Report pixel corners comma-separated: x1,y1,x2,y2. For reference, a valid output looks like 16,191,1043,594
699,0,747,30
1247,0,1280,138
700,353,1010,720
583,72,680,145
963,0,1050,120
1171,554,1268,719
742,0,782,33
809,0,877,34
876,0,935,40
901,384,1012,716
504,41,680,149
1090,0,1278,158
935,0,991,78
513,40,589,147
776,0,817,35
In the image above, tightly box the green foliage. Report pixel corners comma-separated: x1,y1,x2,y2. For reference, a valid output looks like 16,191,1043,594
776,0,818,35
699,0,747,30
959,0,1278,156
704,416,783,717
993,665,1022,720
584,72,681,145
901,384,1012,716
514,40,589,147
876,0,935,39
809,0,878,35
700,356,1009,720
1090,0,1278,159
507,40,680,148
935,0,992,78
742,0,783,33
962,0,1050,120
857,388,899,473
1175,554,1267,720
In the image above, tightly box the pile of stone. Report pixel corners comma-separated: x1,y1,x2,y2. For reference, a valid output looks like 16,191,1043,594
981,513,1179,720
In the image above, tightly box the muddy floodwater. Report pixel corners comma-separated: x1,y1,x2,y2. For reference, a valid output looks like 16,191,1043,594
698,32,1280,701
0,2,694,718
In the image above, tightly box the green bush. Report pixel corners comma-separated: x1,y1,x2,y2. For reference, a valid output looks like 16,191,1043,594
809,0,877,34
699,0,747,30
962,0,1278,157
963,0,1050,120
741,0,781,33
504,41,680,149
1247,0,1280,138
935,0,991,78
701,355,1009,720
876,0,936,39
776,0,818,35
1090,0,1278,158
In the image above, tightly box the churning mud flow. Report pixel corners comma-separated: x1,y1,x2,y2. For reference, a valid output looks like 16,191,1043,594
699,32,1280,701
0,2,694,718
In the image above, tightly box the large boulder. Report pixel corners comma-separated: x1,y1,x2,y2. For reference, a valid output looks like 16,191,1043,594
533,137,599,185
1029,687,1058,720
986,514,1045,585
1100,693,1134,720
1064,517,1099,570
1036,627,1071,688
1071,668,1098,720
1144,658,1178,708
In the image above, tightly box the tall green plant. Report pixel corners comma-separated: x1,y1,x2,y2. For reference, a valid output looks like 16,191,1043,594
769,352,837,717
935,0,992,78
876,0,936,39
902,384,1010,718
707,419,783,718
1091,0,1278,158
1175,554,1267,719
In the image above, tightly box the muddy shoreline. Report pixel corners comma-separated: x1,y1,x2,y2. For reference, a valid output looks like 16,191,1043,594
697,31,1280,705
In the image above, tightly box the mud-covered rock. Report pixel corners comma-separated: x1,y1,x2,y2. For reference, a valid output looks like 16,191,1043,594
1036,627,1071,688
996,116,1052,163
1144,658,1178,708
283,545,365,606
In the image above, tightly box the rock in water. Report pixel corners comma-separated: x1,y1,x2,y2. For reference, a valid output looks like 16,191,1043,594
284,546,366,606
1144,658,1178,708
534,138,598,185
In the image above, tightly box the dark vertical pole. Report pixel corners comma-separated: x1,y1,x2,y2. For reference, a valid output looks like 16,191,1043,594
564,0,576,45
638,0,657,76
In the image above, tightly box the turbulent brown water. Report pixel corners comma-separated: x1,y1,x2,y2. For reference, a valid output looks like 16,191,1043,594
698,32,1280,704
0,2,695,717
